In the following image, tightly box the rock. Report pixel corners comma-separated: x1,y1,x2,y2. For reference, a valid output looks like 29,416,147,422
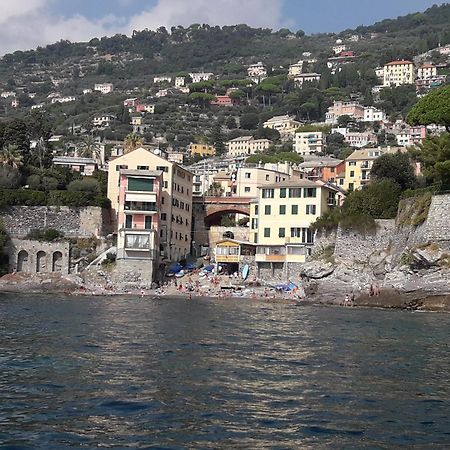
301,261,335,279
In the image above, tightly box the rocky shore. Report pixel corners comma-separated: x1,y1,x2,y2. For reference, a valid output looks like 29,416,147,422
1,271,449,312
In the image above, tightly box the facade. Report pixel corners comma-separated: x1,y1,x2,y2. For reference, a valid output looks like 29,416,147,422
263,115,301,137
363,106,386,122
189,143,216,157
107,147,193,261
51,96,76,104
153,76,172,84
288,61,304,77
247,62,267,82
294,131,324,155
325,101,365,124
383,60,415,87
299,158,345,185
249,180,336,270
53,156,97,176
189,72,214,83
226,136,271,156
332,44,347,54
92,114,115,128
395,126,427,146
293,73,321,87
211,95,236,106
214,239,256,274
116,170,162,280
175,76,186,88
417,64,437,80
94,83,114,94
344,132,377,148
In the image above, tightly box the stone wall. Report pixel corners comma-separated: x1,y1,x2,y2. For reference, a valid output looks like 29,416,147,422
7,239,70,275
208,226,250,249
0,206,112,238
423,194,450,242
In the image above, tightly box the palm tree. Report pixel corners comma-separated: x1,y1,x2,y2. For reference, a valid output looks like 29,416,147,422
124,133,144,154
78,135,102,163
0,144,23,169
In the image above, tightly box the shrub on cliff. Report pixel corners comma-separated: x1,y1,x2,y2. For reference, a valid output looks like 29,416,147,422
26,228,64,242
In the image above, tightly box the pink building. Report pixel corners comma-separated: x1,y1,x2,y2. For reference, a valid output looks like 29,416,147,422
326,101,365,124
116,169,163,276
211,95,237,106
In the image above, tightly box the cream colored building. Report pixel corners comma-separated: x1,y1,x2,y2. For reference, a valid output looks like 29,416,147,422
226,136,271,156
94,83,114,94
189,143,216,157
107,147,193,261
294,131,324,155
263,115,301,137
288,61,304,77
383,60,415,87
250,180,336,270
293,73,321,87
417,64,437,80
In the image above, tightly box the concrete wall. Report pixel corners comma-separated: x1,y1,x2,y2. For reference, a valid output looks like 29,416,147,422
0,206,111,238
7,239,70,275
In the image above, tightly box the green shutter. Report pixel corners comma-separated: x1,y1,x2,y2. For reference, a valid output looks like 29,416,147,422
128,178,154,192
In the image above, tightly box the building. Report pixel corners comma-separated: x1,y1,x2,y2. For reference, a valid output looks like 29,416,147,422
116,169,163,281
263,115,301,137
325,101,365,124
288,61,304,77
211,95,236,106
395,126,427,146
153,76,172,84
293,73,321,87
294,131,324,155
344,132,377,148
92,114,116,128
299,158,345,185
214,239,256,274
363,106,386,122
51,96,76,104
332,44,347,54
383,60,415,87
189,143,216,157
52,156,97,176
247,62,267,83
189,72,214,83
107,147,193,261
226,136,271,157
249,180,337,274
416,75,447,95
1,91,15,98
175,77,186,88
83,88,93,95
167,152,184,165
94,83,114,94
417,64,437,80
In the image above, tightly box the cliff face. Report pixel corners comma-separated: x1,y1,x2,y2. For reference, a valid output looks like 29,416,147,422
305,194,450,300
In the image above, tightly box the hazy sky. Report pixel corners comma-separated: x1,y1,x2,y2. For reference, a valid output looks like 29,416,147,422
0,0,445,55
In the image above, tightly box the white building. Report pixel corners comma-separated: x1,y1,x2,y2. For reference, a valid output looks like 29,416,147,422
175,77,186,87
344,132,377,148
362,106,386,122
94,83,114,94
293,73,321,87
288,61,304,77
154,76,172,84
83,89,93,95
31,103,45,110
1,91,15,98
226,136,271,157
247,62,267,83
332,44,347,54
417,64,437,80
189,72,214,83
51,96,76,104
383,60,415,87
92,114,116,128
263,115,301,137
294,131,324,156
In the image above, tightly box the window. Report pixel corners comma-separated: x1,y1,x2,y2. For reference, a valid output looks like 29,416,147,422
306,205,317,215
291,205,298,215
350,170,355,177
251,218,258,230
265,205,271,215
137,165,149,171
279,228,285,238
245,172,251,179
349,161,356,166
291,227,301,238
339,179,344,186
262,189,274,199
244,187,251,193
161,213,167,221
254,233,258,243
116,164,128,171
128,178,154,192
125,234,150,250
304,188,317,198
280,188,287,198
349,183,354,191
157,166,169,173
279,205,286,215
254,205,259,215
264,228,271,238
164,181,168,189
161,197,165,204
265,174,270,181
330,167,335,173
145,216,152,230
289,188,302,198
125,215,132,229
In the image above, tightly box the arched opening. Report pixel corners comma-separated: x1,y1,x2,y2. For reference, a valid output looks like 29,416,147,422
17,250,29,272
204,208,250,228
52,251,63,272
36,251,47,273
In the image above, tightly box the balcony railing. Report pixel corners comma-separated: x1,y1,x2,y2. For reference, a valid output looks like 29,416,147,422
124,202,157,212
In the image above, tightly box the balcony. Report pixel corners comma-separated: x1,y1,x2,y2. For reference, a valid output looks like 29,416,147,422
256,246,286,263
124,201,157,213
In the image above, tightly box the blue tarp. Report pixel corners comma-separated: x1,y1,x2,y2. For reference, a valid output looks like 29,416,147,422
168,263,183,274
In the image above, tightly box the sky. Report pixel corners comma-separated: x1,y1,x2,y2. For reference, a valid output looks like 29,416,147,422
0,0,445,55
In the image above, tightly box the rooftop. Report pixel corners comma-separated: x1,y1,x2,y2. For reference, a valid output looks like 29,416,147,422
385,60,413,66
119,169,163,177
259,179,327,189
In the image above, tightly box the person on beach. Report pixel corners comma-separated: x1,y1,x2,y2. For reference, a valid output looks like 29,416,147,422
344,294,350,306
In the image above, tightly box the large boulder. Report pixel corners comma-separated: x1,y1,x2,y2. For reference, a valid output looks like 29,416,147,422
301,261,335,279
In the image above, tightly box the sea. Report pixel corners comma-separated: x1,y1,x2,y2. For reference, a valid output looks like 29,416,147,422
0,294,449,449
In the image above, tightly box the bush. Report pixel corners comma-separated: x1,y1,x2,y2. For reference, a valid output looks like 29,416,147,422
26,228,64,242
0,166,21,189
67,178,101,195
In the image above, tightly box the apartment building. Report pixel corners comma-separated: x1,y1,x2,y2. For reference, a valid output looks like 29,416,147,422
226,136,271,156
92,114,116,128
383,60,415,87
189,143,216,157
293,73,321,87
116,170,163,280
344,132,378,148
249,180,337,276
247,62,267,81
153,76,172,84
189,72,214,83
363,106,386,122
417,64,437,80
107,147,193,261
395,126,427,146
94,83,114,94
294,131,324,155
299,158,345,185
175,77,186,88
325,101,365,124
288,61,304,77
263,115,301,137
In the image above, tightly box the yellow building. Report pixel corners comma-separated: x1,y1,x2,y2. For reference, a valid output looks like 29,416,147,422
188,143,216,157
250,180,337,274
214,239,256,274
107,147,193,261
383,60,415,87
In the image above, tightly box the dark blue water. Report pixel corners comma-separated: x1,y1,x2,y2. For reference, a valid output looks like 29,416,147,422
0,295,449,449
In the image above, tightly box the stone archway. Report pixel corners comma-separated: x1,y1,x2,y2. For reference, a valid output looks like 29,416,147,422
36,251,47,273
52,251,63,272
17,250,29,272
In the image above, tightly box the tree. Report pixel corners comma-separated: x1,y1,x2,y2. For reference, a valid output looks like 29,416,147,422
371,152,417,190
240,113,259,130
67,178,101,195
210,125,226,155
406,85,450,131
225,116,237,129
0,165,21,189
412,133,450,188
0,144,23,169
78,136,102,163
124,133,144,155
207,182,224,196
337,115,353,128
